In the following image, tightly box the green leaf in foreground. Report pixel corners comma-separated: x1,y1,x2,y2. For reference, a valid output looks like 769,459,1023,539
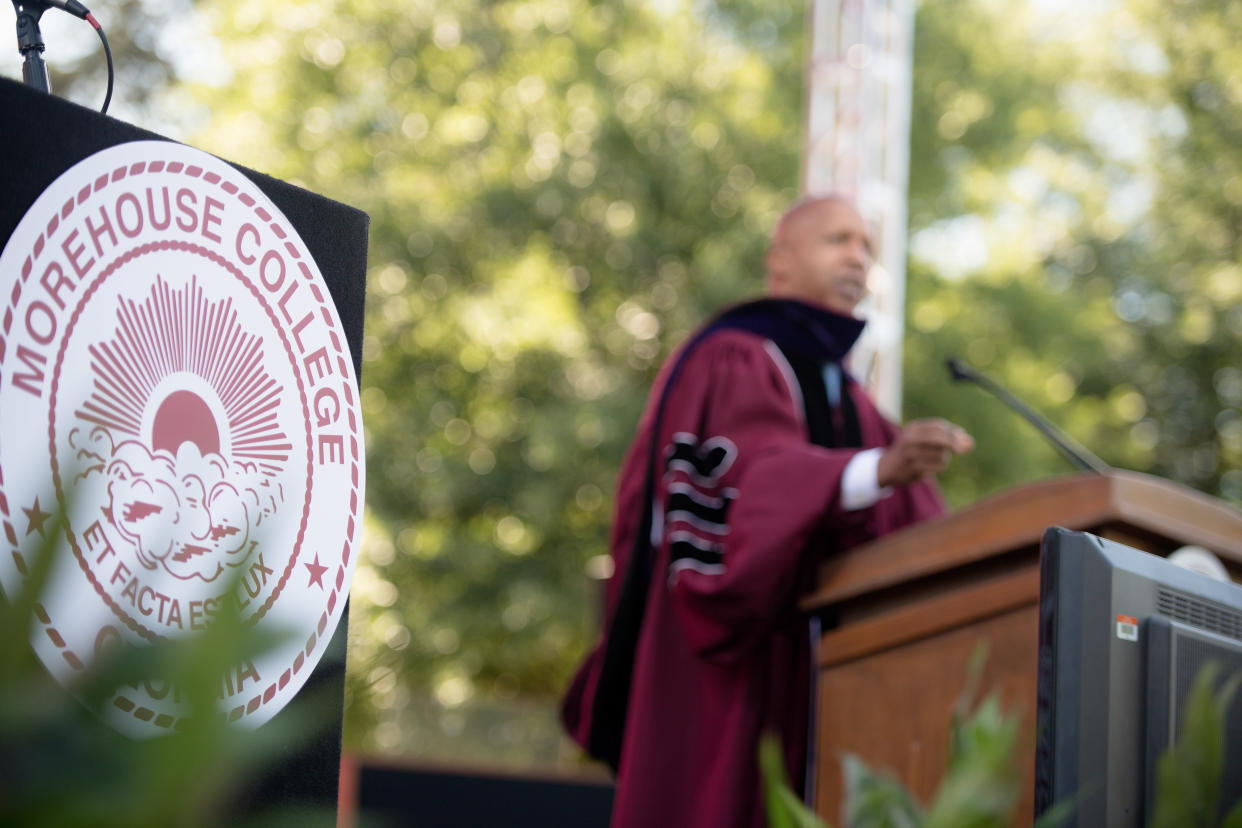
761,643,1070,828
0,521,338,828
842,752,922,828
760,732,830,828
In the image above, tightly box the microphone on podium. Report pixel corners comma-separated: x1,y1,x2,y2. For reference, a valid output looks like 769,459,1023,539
11,0,90,20
946,357,1111,475
11,0,112,114
34,0,90,19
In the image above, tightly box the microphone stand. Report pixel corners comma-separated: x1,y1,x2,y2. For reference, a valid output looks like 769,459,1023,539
947,357,1111,475
13,0,52,94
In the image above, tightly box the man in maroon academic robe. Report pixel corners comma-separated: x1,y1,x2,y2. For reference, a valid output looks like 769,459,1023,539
561,197,973,828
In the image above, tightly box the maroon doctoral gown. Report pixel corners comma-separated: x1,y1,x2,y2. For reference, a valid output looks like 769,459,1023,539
562,298,945,828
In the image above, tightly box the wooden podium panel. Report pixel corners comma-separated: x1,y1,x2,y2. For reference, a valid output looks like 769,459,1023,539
803,471,1242,826
816,586,1040,820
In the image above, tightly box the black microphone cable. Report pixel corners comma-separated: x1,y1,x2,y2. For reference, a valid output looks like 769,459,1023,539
12,0,113,113
85,10,112,115
46,0,113,115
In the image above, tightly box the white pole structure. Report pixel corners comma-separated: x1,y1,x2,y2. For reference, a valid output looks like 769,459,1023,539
803,0,915,420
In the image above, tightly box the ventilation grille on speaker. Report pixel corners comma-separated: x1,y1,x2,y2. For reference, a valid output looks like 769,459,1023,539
1170,630,1242,815
1156,587,1242,642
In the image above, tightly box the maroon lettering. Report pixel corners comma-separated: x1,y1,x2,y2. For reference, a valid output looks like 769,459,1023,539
115,191,144,238
138,585,155,616
39,261,75,311
259,249,285,292
175,187,198,233
24,301,56,346
202,196,224,243
60,228,95,277
277,281,299,323
166,598,183,629
290,311,314,353
84,521,115,563
93,625,121,658
318,434,344,464
10,344,47,397
235,659,260,691
235,222,259,264
220,658,261,696
84,205,118,255
144,679,174,700
189,597,219,630
313,386,340,427
146,187,172,230
303,346,332,383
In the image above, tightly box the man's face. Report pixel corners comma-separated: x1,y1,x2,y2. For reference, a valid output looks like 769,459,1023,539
766,200,873,315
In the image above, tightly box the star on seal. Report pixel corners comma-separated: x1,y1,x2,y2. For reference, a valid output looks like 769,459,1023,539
304,553,328,590
22,497,51,539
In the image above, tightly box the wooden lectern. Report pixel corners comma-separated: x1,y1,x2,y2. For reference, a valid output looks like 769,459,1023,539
802,471,1242,825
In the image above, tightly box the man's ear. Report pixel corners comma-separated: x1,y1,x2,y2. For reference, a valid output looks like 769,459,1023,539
765,245,787,293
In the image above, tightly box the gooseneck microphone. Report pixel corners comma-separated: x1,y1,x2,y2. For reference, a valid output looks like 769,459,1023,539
11,0,113,113
32,0,89,17
19,0,89,17
946,357,1111,474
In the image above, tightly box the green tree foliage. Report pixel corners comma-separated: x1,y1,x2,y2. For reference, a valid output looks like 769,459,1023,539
18,0,1233,769
184,0,804,763
904,0,1242,507
1108,0,1242,498
903,0,1149,506
174,0,1242,765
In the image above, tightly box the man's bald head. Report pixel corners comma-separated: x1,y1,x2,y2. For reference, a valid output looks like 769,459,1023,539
765,196,873,315
769,194,855,246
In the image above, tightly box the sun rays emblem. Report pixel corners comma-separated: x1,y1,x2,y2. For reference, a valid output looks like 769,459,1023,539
77,275,291,475
65,275,292,584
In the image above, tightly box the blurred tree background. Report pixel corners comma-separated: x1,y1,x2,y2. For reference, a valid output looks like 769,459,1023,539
5,0,1242,771
181,0,805,766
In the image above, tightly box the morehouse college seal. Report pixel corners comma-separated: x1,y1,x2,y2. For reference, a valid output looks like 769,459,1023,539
0,141,364,738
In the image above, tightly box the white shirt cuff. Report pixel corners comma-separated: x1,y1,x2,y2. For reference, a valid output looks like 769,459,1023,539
840,447,893,511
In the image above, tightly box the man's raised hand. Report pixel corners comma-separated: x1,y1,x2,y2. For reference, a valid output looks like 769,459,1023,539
876,418,974,488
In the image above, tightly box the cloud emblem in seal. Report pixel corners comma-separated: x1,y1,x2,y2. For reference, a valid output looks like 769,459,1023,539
70,428,282,582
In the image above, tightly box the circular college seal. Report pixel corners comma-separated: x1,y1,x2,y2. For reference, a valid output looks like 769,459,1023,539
0,141,364,737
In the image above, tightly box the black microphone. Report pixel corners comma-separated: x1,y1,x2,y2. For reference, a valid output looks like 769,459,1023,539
18,0,90,19
11,0,111,113
946,357,1111,474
